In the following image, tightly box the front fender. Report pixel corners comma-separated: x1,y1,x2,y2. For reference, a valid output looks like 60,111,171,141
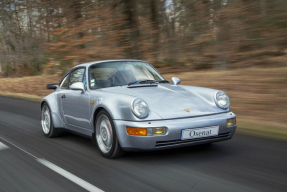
41,93,65,128
90,91,162,125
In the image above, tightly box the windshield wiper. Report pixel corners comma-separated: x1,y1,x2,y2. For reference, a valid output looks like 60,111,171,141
156,80,169,83
128,79,157,86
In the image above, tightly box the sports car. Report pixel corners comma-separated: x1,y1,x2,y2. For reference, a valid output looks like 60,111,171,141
41,60,237,158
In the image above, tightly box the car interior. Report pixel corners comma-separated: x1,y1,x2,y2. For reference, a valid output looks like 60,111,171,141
90,69,137,89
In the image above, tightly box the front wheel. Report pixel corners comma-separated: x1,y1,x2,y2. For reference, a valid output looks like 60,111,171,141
41,103,61,138
95,110,124,158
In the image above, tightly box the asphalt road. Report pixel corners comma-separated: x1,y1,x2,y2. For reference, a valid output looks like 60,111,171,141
0,96,286,192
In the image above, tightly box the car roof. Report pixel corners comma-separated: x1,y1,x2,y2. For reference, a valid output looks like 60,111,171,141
74,59,144,68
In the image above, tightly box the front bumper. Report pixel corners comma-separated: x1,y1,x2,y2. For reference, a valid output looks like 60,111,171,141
114,112,236,151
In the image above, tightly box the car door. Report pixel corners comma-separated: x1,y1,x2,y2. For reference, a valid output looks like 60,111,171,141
61,67,91,130
56,73,70,125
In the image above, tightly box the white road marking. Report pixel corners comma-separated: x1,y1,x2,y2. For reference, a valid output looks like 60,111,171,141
0,142,9,150
37,159,104,192
0,136,104,192
0,136,37,158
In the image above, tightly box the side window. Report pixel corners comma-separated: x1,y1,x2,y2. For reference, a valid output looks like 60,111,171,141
69,68,85,87
59,74,69,89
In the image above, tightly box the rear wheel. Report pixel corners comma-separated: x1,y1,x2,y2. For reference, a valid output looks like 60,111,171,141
95,110,124,158
41,103,61,138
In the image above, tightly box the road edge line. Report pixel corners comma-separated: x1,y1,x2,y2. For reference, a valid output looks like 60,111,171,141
37,158,104,192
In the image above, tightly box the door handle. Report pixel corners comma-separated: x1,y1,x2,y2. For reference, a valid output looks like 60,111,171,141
61,94,66,99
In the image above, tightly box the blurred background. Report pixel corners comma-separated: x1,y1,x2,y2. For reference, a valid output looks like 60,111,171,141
0,0,286,139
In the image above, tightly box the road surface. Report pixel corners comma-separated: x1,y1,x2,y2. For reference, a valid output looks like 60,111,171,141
0,96,286,192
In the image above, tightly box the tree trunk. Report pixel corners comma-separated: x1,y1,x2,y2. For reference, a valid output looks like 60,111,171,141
260,0,266,15
123,0,140,58
150,0,159,62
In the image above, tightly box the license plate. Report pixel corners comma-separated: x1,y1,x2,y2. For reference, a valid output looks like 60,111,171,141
181,126,219,140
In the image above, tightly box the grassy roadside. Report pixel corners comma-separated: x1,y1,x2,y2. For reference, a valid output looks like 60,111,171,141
0,91,43,102
238,126,287,141
0,67,286,141
238,118,287,141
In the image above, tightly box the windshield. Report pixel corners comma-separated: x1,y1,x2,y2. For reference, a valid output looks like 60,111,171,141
89,61,165,89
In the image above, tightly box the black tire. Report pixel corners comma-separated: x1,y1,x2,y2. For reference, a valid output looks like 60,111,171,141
94,110,124,158
41,103,62,138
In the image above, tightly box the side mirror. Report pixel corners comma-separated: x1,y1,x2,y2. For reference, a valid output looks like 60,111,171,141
46,83,58,90
70,82,85,93
171,77,181,85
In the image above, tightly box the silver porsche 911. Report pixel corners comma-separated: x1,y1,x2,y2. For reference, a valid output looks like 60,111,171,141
41,60,236,158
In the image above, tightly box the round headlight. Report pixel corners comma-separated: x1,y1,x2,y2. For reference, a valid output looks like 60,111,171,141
214,91,230,109
132,98,149,118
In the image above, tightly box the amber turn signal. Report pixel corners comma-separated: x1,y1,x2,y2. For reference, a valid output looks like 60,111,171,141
126,127,147,136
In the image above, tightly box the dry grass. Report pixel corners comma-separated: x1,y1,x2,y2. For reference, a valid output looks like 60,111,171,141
0,67,286,139
0,75,60,97
0,91,43,101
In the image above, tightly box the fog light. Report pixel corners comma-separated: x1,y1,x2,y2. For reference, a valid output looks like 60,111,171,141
151,127,167,135
126,127,147,136
227,118,236,127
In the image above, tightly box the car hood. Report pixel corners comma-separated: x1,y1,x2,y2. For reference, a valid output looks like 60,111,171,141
102,84,227,119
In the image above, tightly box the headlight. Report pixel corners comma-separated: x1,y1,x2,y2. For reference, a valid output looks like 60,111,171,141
214,91,230,109
132,98,149,118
